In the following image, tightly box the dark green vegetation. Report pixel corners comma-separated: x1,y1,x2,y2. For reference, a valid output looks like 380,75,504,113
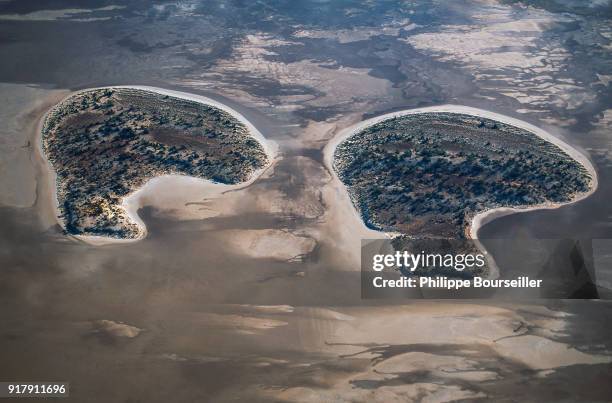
42,88,268,239
334,113,592,239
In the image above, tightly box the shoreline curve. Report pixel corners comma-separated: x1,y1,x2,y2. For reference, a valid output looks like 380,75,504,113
323,105,598,278
38,85,278,246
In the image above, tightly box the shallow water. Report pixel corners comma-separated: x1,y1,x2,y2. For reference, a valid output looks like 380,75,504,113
1,1,611,400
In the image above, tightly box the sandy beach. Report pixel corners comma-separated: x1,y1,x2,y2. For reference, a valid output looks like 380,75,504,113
319,117,401,243
37,86,278,246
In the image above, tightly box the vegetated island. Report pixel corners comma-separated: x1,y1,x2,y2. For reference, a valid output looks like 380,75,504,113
42,87,269,240
333,111,594,277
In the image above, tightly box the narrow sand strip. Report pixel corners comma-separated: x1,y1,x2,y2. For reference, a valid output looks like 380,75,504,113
323,105,598,278
38,86,277,246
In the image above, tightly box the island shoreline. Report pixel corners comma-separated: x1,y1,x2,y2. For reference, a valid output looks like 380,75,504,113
323,105,598,279
37,85,278,246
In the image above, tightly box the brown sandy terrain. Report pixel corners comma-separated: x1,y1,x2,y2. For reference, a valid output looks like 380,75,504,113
0,82,609,402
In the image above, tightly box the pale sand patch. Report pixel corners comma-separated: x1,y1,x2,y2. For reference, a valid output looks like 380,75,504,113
253,302,610,402
205,33,395,109
92,320,143,338
220,229,316,261
321,304,611,369
0,84,68,208
596,74,612,87
596,109,612,127
493,335,612,370
324,304,519,350
271,383,485,403
188,312,288,335
299,307,355,322
403,18,557,69
375,352,498,382
238,305,295,314
515,306,570,339
160,353,228,363
115,171,281,237
292,25,404,44
324,105,598,278
121,174,233,223
403,4,597,111
38,86,278,246
247,357,290,367
31,91,73,230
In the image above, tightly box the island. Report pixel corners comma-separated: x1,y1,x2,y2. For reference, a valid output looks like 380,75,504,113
332,109,595,277
41,87,270,240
